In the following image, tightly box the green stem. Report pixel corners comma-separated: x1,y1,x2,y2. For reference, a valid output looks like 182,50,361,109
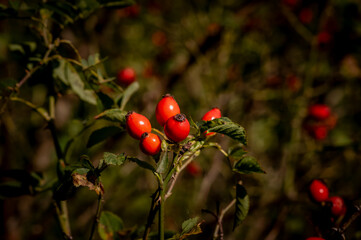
89,194,103,240
54,201,72,239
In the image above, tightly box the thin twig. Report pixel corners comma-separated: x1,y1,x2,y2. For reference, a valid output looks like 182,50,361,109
213,199,236,240
89,194,103,240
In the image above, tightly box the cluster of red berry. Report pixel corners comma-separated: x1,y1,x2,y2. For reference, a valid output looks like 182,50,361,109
309,179,346,217
304,104,337,140
125,94,222,156
305,179,348,240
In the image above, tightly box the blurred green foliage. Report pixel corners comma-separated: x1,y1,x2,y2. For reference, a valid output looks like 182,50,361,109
1,0,361,239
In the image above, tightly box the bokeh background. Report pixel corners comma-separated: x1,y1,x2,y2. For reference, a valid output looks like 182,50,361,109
1,0,361,239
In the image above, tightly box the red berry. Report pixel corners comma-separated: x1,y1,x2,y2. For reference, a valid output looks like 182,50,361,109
309,179,329,202
308,104,331,120
317,31,331,45
126,111,152,140
299,8,313,24
117,67,136,86
312,125,328,140
155,94,181,126
306,238,325,240
329,196,346,216
202,108,222,136
139,132,161,155
186,161,202,176
164,114,190,142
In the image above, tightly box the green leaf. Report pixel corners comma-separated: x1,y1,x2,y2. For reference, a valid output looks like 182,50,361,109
87,126,124,148
99,152,127,169
233,156,265,174
156,141,169,174
170,217,202,240
199,117,247,145
53,59,97,105
233,184,249,230
120,81,139,110
98,211,124,240
128,157,156,172
228,145,247,160
94,108,127,124
98,0,135,8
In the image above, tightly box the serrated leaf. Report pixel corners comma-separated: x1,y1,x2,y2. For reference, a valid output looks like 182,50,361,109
233,156,265,174
87,126,124,148
98,211,124,240
53,59,97,105
100,152,127,168
181,217,199,234
120,81,139,110
128,157,156,172
233,184,249,230
94,108,127,124
228,146,247,160
199,117,247,145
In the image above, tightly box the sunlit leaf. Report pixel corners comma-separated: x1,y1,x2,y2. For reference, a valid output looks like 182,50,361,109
199,117,247,145
99,152,127,169
170,217,203,240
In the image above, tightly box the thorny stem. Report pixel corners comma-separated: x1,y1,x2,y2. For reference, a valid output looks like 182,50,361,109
143,190,160,240
89,194,103,240
213,199,236,240
340,204,361,232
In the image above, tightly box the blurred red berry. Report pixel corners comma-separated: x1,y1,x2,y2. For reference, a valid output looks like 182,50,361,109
299,8,313,24
308,104,331,120
317,31,331,45
186,161,202,176
329,196,346,216
309,179,329,202
117,67,136,86
312,125,328,140
286,75,301,92
282,0,298,7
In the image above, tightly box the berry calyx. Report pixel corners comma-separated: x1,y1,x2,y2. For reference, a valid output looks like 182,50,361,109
328,196,346,216
155,94,180,126
308,104,331,120
164,113,190,142
126,111,152,140
202,108,222,136
309,179,329,202
139,132,161,155
117,67,136,86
